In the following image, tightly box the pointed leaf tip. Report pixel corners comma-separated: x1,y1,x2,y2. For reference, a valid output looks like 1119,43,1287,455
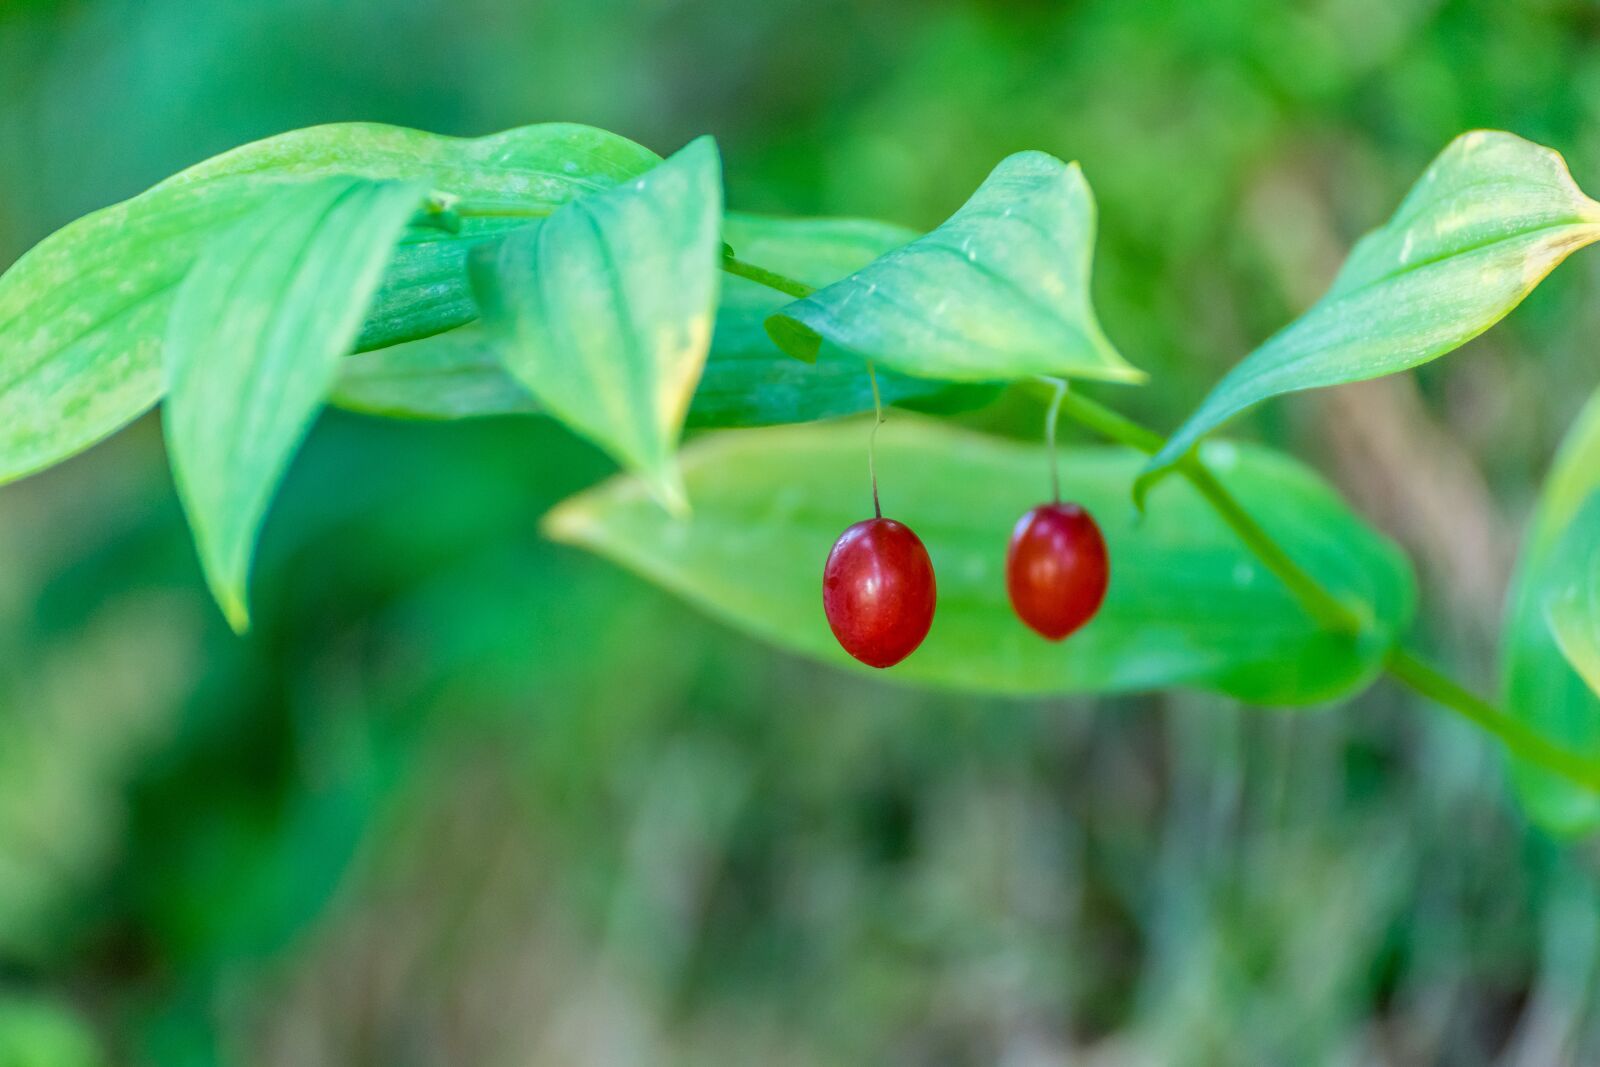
765,150,1141,384
472,137,725,500
1144,129,1600,485
164,176,427,628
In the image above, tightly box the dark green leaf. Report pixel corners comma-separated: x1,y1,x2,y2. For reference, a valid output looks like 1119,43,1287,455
164,177,426,630
1144,131,1600,495
0,121,658,486
471,138,724,510
765,152,1142,385
545,418,1414,705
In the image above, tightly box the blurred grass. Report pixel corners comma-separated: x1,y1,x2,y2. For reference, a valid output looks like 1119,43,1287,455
3,0,1600,1063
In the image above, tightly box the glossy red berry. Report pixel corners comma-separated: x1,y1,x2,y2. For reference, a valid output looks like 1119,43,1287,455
1006,502,1109,641
823,517,937,668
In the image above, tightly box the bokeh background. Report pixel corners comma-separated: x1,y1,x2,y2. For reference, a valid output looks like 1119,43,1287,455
4,0,1600,1063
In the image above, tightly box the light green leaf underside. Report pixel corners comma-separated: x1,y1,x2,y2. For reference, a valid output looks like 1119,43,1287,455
470,138,724,510
545,418,1414,705
765,151,1143,385
0,121,658,487
1145,131,1600,491
1502,390,1600,835
332,212,991,424
164,177,426,631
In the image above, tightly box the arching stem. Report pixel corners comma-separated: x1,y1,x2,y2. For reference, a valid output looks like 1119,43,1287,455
868,361,884,519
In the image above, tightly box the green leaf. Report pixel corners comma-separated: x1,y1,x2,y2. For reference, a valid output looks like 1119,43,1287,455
164,177,426,631
332,324,534,421
333,212,993,425
1144,131,1600,495
354,229,502,351
470,138,725,510
764,151,1142,385
545,418,1414,705
0,121,658,487
1502,390,1600,834
1545,493,1600,697
694,213,997,426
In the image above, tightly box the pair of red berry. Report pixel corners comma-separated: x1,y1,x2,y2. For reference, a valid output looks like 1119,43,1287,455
822,503,1109,668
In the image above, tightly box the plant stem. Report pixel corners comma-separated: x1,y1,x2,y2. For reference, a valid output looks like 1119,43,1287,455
448,200,553,219
1185,466,1364,634
722,255,816,298
1053,387,1167,453
1386,647,1600,791
1049,390,1600,791
1055,390,1361,633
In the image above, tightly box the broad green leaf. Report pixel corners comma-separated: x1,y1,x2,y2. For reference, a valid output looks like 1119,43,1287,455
164,177,426,631
470,138,724,510
0,121,657,487
545,418,1414,705
1502,390,1600,834
764,152,1143,385
1144,131,1600,494
334,212,993,425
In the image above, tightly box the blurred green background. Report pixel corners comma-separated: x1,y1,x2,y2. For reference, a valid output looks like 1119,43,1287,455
4,0,1600,1063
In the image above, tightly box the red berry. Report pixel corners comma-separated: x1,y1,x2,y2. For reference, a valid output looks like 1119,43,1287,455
823,517,937,668
1006,502,1109,641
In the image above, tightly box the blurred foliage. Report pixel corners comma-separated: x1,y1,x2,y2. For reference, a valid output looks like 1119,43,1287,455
4,0,1600,1063
0,997,102,1067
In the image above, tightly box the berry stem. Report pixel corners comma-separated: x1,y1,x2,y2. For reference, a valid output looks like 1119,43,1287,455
868,360,884,519
1042,376,1067,504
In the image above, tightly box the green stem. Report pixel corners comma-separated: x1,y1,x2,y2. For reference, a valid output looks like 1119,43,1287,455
1054,387,1167,453
1047,389,1600,792
722,255,816,298
1386,647,1600,791
449,200,553,220
1055,389,1361,633
1185,466,1364,634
